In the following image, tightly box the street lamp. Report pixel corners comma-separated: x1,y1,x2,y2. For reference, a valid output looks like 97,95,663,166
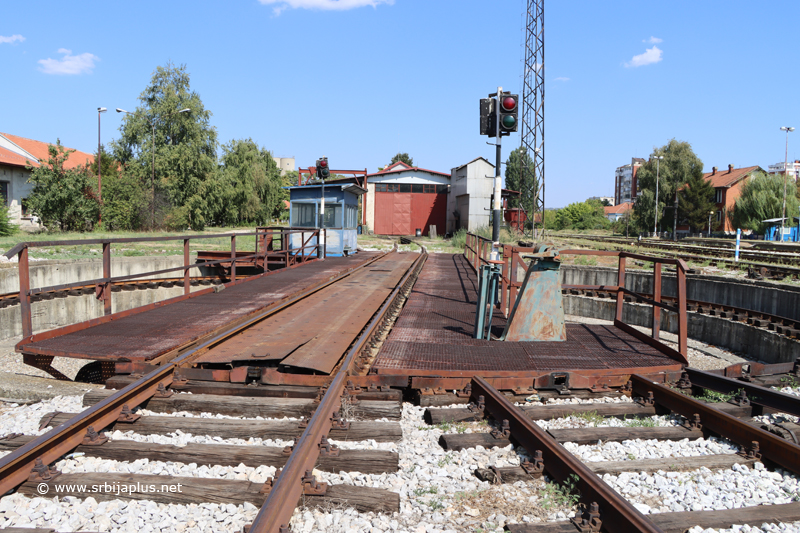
652,155,664,237
116,107,191,227
97,107,107,225
708,210,714,237
780,126,795,242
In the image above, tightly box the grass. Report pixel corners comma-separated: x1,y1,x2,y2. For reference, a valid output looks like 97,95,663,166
0,227,269,261
781,375,800,389
572,410,605,427
695,388,737,403
540,474,581,511
622,416,658,427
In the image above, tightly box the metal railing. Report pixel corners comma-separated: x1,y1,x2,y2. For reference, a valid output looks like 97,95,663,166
463,233,689,364
3,227,323,339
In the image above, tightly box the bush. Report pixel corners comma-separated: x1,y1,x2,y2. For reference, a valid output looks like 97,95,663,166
0,197,17,237
450,228,467,250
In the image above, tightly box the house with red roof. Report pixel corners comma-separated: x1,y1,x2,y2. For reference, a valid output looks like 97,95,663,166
604,202,632,222
364,161,451,236
0,132,94,226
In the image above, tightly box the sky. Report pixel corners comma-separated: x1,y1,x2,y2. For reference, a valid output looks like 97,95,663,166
2,0,799,208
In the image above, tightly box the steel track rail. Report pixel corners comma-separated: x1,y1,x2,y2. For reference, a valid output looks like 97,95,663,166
247,250,427,533
0,250,393,496
470,376,664,533
684,367,800,417
630,374,800,476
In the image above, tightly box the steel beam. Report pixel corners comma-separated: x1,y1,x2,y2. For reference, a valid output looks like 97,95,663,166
685,367,800,417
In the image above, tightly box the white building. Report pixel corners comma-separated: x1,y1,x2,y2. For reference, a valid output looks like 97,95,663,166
768,160,800,181
614,157,645,206
447,157,495,233
273,156,295,176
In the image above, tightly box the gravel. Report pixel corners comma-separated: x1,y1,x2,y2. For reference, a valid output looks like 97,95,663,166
3,392,800,532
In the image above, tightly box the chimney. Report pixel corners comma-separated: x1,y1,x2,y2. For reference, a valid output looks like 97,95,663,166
728,164,734,173
712,167,717,175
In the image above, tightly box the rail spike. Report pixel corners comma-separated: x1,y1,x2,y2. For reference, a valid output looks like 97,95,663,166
520,450,545,476
468,395,485,414
117,404,141,423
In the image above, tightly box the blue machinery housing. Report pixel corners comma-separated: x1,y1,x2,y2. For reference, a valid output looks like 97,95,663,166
287,183,366,257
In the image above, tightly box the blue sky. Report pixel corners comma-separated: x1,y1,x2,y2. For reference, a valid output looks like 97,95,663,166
2,0,798,208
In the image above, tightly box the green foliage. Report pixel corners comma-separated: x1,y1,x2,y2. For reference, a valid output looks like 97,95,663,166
205,139,285,226
573,255,598,266
26,141,99,232
111,62,217,230
553,200,610,231
680,171,717,233
731,172,798,234
390,152,414,167
88,144,119,182
696,389,736,403
450,228,467,250
99,170,147,231
540,474,581,511
622,416,657,427
632,139,704,234
505,147,538,217
0,196,17,237
572,410,604,426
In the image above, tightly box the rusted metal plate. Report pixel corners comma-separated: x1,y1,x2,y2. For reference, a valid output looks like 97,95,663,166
196,252,418,374
19,254,381,363
371,253,682,375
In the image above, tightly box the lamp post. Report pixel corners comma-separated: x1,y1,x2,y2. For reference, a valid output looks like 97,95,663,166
708,210,714,237
97,107,107,225
652,155,664,237
116,107,191,228
780,126,795,242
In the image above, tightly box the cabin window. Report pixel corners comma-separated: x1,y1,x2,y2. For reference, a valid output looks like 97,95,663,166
291,203,316,227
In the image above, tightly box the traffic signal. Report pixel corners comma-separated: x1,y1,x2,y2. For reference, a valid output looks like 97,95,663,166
479,98,496,137
316,157,330,180
498,94,518,135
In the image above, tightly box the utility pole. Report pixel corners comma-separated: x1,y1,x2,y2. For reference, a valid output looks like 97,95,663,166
492,87,503,260
780,126,795,242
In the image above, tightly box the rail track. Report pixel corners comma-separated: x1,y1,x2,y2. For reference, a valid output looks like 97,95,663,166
555,233,800,280
4,241,800,531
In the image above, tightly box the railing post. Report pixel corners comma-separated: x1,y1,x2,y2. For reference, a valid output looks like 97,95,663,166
510,249,519,309
615,255,627,323
230,235,237,282
677,262,688,358
652,262,662,340
18,246,32,338
501,244,510,316
183,239,190,295
102,242,112,315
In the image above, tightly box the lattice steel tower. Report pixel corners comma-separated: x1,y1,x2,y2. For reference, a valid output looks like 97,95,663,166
520,0,545,237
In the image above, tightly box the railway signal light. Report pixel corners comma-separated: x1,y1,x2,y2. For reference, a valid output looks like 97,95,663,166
498,94,518,134
316,157,330,180
480,98,496,138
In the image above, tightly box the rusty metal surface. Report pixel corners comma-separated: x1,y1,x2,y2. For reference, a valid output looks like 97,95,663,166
196,253,418,373
685,367,800,417
20,253,381,363
471,376,664,533
371,254,681,374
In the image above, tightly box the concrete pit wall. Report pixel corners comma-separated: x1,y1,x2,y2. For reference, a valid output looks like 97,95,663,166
0,256,206,340
563,294,800,365
562,265,800,321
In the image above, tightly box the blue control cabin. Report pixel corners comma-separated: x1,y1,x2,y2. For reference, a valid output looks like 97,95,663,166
763,217,800,242
287,183,366,256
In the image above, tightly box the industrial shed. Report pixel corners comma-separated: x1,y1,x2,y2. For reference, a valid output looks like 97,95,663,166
364,162,450,236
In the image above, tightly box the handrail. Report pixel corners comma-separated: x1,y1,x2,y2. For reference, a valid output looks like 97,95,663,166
463,232,689,364
9,227,323,339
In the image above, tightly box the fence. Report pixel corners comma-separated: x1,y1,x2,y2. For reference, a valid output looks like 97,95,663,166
3,227,322,339
463,233,688,363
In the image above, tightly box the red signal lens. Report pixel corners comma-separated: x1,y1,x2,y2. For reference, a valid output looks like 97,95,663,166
501,97,517,111
319,160,328,167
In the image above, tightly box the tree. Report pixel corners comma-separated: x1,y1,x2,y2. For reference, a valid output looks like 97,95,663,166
100,170,147,231
679,171,717,233
111,62,217,230
504,147,538,217
0,195,16,236
206,139,284,226
553,199,610,231
731,172,799,233
390,153,414,167
26,141,99,232
632,139,704,235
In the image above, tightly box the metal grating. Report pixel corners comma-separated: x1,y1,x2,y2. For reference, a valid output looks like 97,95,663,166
372,253,679,373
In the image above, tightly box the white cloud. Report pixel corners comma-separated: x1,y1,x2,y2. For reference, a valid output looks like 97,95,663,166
625,46,662,68
259,0,394,15
38,49,99,75
554,77,570,82
644,36,663,44
0,34,25,44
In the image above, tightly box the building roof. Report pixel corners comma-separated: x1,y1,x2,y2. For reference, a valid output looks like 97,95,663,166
0,132,94,169
451,156,495,172
0,146,31,168
368,161,451,178
704,165,761,188
604,202,632,215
